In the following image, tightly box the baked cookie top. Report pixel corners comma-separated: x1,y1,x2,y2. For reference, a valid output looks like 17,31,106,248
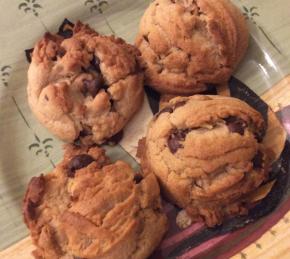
28,21,144,145
23,145,167,259
136,0,249,94
140,95,268,226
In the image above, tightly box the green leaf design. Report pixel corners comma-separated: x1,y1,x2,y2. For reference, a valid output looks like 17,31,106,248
90,5,98,12
250,6,258,12
24,7,31,13
36,149,43,155
42,138,53,144
85,0,94,5
19,0,42,16
99,1,109,6
252,12,260,17
243,6,249,13
18,3,28,10
99,1,109,11
86,0,109,14
1,66,11,72
33,3,42,9
28,135,54,158
44,145,53,150
34,134,41,143
29,143,40,150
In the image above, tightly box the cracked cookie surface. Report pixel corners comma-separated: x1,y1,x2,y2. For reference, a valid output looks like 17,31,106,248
135,0,249,94
23,145,167,259
139,95,268,227
28,21,144,145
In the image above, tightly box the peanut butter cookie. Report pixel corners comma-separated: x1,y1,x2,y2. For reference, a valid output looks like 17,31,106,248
23,145,167,259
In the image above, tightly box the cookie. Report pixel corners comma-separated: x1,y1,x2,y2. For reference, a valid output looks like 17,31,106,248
139,95,268,227
23,145,168,259
28,21,144,145
135,0,249,94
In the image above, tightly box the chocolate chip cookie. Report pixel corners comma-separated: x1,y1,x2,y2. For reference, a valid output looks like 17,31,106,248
135,0,249,94
28,21,144,145
139,95,268,227
23,145,168,259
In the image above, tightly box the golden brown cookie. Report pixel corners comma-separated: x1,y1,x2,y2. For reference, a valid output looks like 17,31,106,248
135,0,249,94
23,145,167,259
28,21,144,145
139,95,268,227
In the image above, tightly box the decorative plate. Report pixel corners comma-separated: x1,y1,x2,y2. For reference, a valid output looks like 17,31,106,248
1,0,290,258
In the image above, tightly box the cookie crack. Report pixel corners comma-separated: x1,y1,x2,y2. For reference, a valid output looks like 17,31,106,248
178,144,255,161
141,36,165,74
128,207,163,259
127,208,145,259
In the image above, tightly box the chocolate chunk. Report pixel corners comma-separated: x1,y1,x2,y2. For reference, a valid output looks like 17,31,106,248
168,137,183,154
67,154,95,177
252,151,264,169
176,129,188,139
225,116,247,135
168,129,188,154
255,132,263,143
106,130,124,146
79,128,92,137
90,55,101,72
57,48,66,58
133,173,144,184
82,80,98,97
143,35,149,42
44,95,49,101
254,126,266,143
82,76,103,98
51,56,57,61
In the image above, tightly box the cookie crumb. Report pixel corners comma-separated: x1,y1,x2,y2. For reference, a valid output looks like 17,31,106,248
176,210,193,229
